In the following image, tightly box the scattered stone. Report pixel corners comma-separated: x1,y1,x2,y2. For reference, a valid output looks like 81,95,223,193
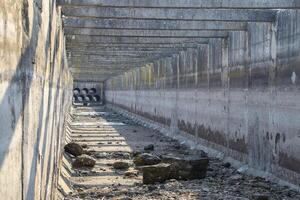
199,150,208,157
133,130,137,133
84,150,96,156
222,162,231,168
132,151,141,157
113,161,130,170
95,152,109,159
72,154,96,168
162,155,209,180
112,152,131,159
142,163,171,184
81,144,88,149
147,185,157,191
124,170,139,178
173,143,181,149
144,144,154,151
134,153,161,166
107,141,112,144
64,142,83,157
252,194,270,200
229,174,243,181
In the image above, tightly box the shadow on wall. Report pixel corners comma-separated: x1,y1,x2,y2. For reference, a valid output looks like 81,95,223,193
0,1,64,199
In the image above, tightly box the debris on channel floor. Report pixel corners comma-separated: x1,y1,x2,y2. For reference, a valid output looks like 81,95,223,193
63,107,300,200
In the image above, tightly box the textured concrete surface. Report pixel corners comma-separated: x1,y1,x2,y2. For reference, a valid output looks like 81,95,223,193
1,0,300,199
58,106,300,199
105,10,300,186
0,0,72,199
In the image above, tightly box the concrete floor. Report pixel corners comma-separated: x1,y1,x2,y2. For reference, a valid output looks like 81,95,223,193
57,106,300,200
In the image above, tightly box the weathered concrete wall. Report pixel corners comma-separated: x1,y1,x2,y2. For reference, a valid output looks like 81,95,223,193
106,10,300,186
0,0,72,199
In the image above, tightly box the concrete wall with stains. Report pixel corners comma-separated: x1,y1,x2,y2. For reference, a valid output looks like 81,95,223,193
0,0,72,199
105,10,300,185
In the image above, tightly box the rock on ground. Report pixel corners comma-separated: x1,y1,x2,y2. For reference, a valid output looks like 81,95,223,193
113,161,130,170
142,163,171,184
163,155,209,180
72,154,96,168
144,144,154,151
133,153,161,166
64,142,84,157
124,170,139,178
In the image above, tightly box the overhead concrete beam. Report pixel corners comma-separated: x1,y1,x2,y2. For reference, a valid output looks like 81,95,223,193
66,49,185,54
66,36,213,44
69,57,171,63
72,72,134,81
61,7,276,22
57,0,300,9
63,17,247,30
69,57,167,64
68,51,179,56
66,43,204,49
71,68,136,73
69,53,176,60
64,28,231,38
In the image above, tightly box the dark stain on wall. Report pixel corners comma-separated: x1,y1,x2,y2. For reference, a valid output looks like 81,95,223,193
196,124,227,147
250,66,269,88
177,120,196,136
110,102,171,127
22,0,29,36
275,133,281,153
228,136,248,154
209,72,222,88
229,68,248,88
279,152,300,174
136,110,171,127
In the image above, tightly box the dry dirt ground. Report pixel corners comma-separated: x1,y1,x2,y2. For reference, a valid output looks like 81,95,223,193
63,106,300,200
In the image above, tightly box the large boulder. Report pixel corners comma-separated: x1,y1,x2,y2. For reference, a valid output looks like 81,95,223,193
142,163,171,184
64,142,83,157
133,153,161,166
72,154,96,168
162,155,209,180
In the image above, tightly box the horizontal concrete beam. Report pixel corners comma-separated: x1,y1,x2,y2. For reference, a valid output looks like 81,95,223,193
70,66,135,70
64,28,231,38
69,54,175,60
62,7,276,22
63,17,247,30
57,0,300,9
66,36,212,44
66,43,204,48
72,72,132,81
66,48,185,53
70,64,141,68
68,51,179,57
72,74,129,79
70,68,135,73
69,58,165,64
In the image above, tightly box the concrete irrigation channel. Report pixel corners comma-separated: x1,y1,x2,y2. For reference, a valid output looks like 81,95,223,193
57,106,300,200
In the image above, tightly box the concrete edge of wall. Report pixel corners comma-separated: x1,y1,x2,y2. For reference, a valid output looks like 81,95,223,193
106,103,300,192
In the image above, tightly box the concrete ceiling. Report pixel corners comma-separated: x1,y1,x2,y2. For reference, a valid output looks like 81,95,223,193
57,0,298,82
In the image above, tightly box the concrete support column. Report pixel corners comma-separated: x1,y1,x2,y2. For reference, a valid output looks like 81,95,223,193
222,38,230,149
